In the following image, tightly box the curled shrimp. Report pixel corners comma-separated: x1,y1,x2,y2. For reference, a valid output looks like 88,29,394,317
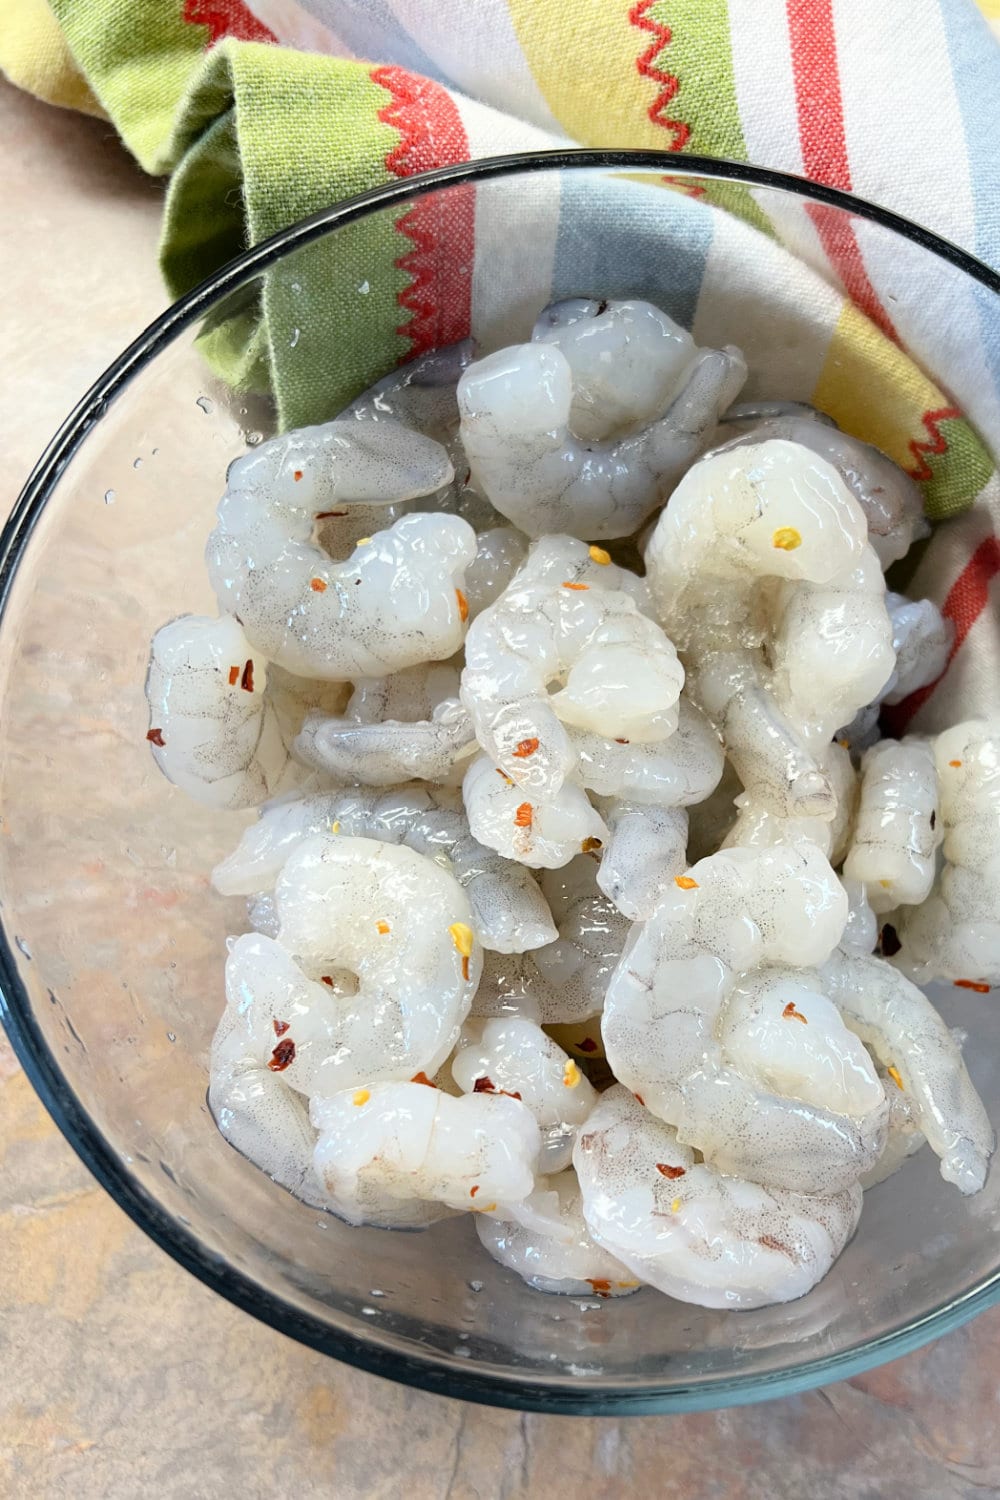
462,536,684,799
294,659,475,789
212,786,557,954
602,840,888,1194
821,945,994,1193
594,802,688,921
452,1015,597,1172
462,753,608,871
477,1169,641,1297
457,314,746,539
646,439,894,818
569,695,724,806
843,738,941,914
839,593,953,751
310,1080,541,1223
574,1087,862,1310
145,613,347,809
206,412,476,677
861,1066,925,1189
715,413,927,568
724,741,856,863
893,720,1000,983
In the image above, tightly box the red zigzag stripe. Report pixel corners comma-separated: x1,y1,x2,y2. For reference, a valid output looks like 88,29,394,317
629,0,691,150
904,406,963,483
183,0,275,44
371,66,473,359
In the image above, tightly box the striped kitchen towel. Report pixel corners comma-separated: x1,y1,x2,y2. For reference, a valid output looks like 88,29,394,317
6,0,1000,730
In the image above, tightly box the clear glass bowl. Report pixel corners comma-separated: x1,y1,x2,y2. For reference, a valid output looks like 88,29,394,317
3,151,1000,1415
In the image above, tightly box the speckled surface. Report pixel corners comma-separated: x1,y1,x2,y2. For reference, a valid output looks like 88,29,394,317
2,75,1000,1500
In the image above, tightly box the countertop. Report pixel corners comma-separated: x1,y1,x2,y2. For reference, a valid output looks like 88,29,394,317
2,75,1000,1500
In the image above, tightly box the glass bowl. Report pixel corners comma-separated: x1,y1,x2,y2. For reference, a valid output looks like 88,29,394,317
3,151,1000,1416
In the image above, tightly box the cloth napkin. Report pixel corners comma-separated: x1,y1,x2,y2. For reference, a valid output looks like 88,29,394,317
5,0,1000,733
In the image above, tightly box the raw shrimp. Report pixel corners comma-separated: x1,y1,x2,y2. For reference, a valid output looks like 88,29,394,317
568,696,724,806
212,785,557,954
724,741,856,863
574,1087,862,1310
145,613,346,809
893,720,1000,984
602,840,889,1193
206,412,476,677
463,527,530,618
294,659,475,788
477,1169,641,1296
715,413,927,569
310,1080,541,1222
531,298,703,442
843,738,941,913
646,439,894,818
462,753,608,871
452,1015,597,1172
839,593,953,751
457,322,746,539
462,536,684,798
595,802,688,921
861,1066,925,1190
820,946,994,1193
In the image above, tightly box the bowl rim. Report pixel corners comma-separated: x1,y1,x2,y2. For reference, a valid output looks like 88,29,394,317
3,147,1000,1416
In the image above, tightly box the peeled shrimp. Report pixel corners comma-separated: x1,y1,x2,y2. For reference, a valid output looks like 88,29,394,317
569,695,724,806
893,720,1000,983
820,946,994,1193
462,753,608,871
647,440,894,818
724,741,856,863
602,840,888,1193
839,593,953,751
310,1080,541,1223
452,1015,597,1172
462,536,684,799
861,1067,925,1189
294,660,475,789
464,527,530,618
145,613,346,809
212,786,557,955
716,413,927,569
457,319,746,539
595,802,688,921
207,413,475,678
574,1087,863,1310
843,739,941,914
477,1169,640,1296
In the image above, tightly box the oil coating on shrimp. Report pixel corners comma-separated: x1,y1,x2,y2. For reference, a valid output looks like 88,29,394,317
601,840,889,1194
145,613,347,809
212,785,557,955
206,414,476,679
843,738,941,914
594,801,688,921
462,753,608,871
892,720,1000,984
462,536,684,799
723,740,856,863
646,439,895,819
458,303,746,539
568,695,724,807
574,1087,862,1310
839,592,953,752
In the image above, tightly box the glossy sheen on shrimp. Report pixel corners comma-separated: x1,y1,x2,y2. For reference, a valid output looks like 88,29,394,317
602,840,888,1193
462,753,608,871
574,1088,863,1310
569,695,723,806
145,613,346,809
477,1169,640,1296
595,801,688,921
458,306,746,539
843,738,941,914
212,786,557,955
724,741,856,864
462,535,684,799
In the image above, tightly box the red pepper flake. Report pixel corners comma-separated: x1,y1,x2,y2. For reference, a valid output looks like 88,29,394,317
879,923,902,958
514,802,533,829
472,1075,521,1101
586,1278,612,1298
782,1001,808,1024
655,1163,686,1180
320,975,335,987
146,728,165,747
315,510,348,519
949,759,963,768
310,577,328,593
228,665,240,686
512,737,540,759
469,1184,480,1198
634,1092,645,1107
267,1037,296,1072
273,1019,290,1037
456,588,468,623
293,469,304,482
376,920,390,935
461,955,470,982
577,1036,598,1054
675,875,699,891
240,659,255,693
411,1071,437,1087
955,978,991,993
561,581,589,591
580,836,603,854
614,738,629,745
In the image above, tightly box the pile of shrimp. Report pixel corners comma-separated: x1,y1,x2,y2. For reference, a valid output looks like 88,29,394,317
145,296,995,1313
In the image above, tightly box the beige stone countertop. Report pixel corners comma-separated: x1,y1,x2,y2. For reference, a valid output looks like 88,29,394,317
2,74,1000,1500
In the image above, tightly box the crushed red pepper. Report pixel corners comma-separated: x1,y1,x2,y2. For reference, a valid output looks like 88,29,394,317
586,1278,612,1298
267,1037,296,1072
472,1075,522,1101
469,1185,480,1198
456,588,469,623
410,1071,437,1087
273,1019,290,1037
310,577,328,593
655,1163,686,1180
633,1092,645,1107
320,975,335,987
561,581,589,591
614,738,629,745
576,1036,598,1053
955,979,991,993
782,1001,808,1024
240,659,255,692
146,728,165,747
674,875,698,891
228,665,240,686
581,836,603,854
512,737,540,759
514,802,533,829
949,759,963,768
315,509,347,519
